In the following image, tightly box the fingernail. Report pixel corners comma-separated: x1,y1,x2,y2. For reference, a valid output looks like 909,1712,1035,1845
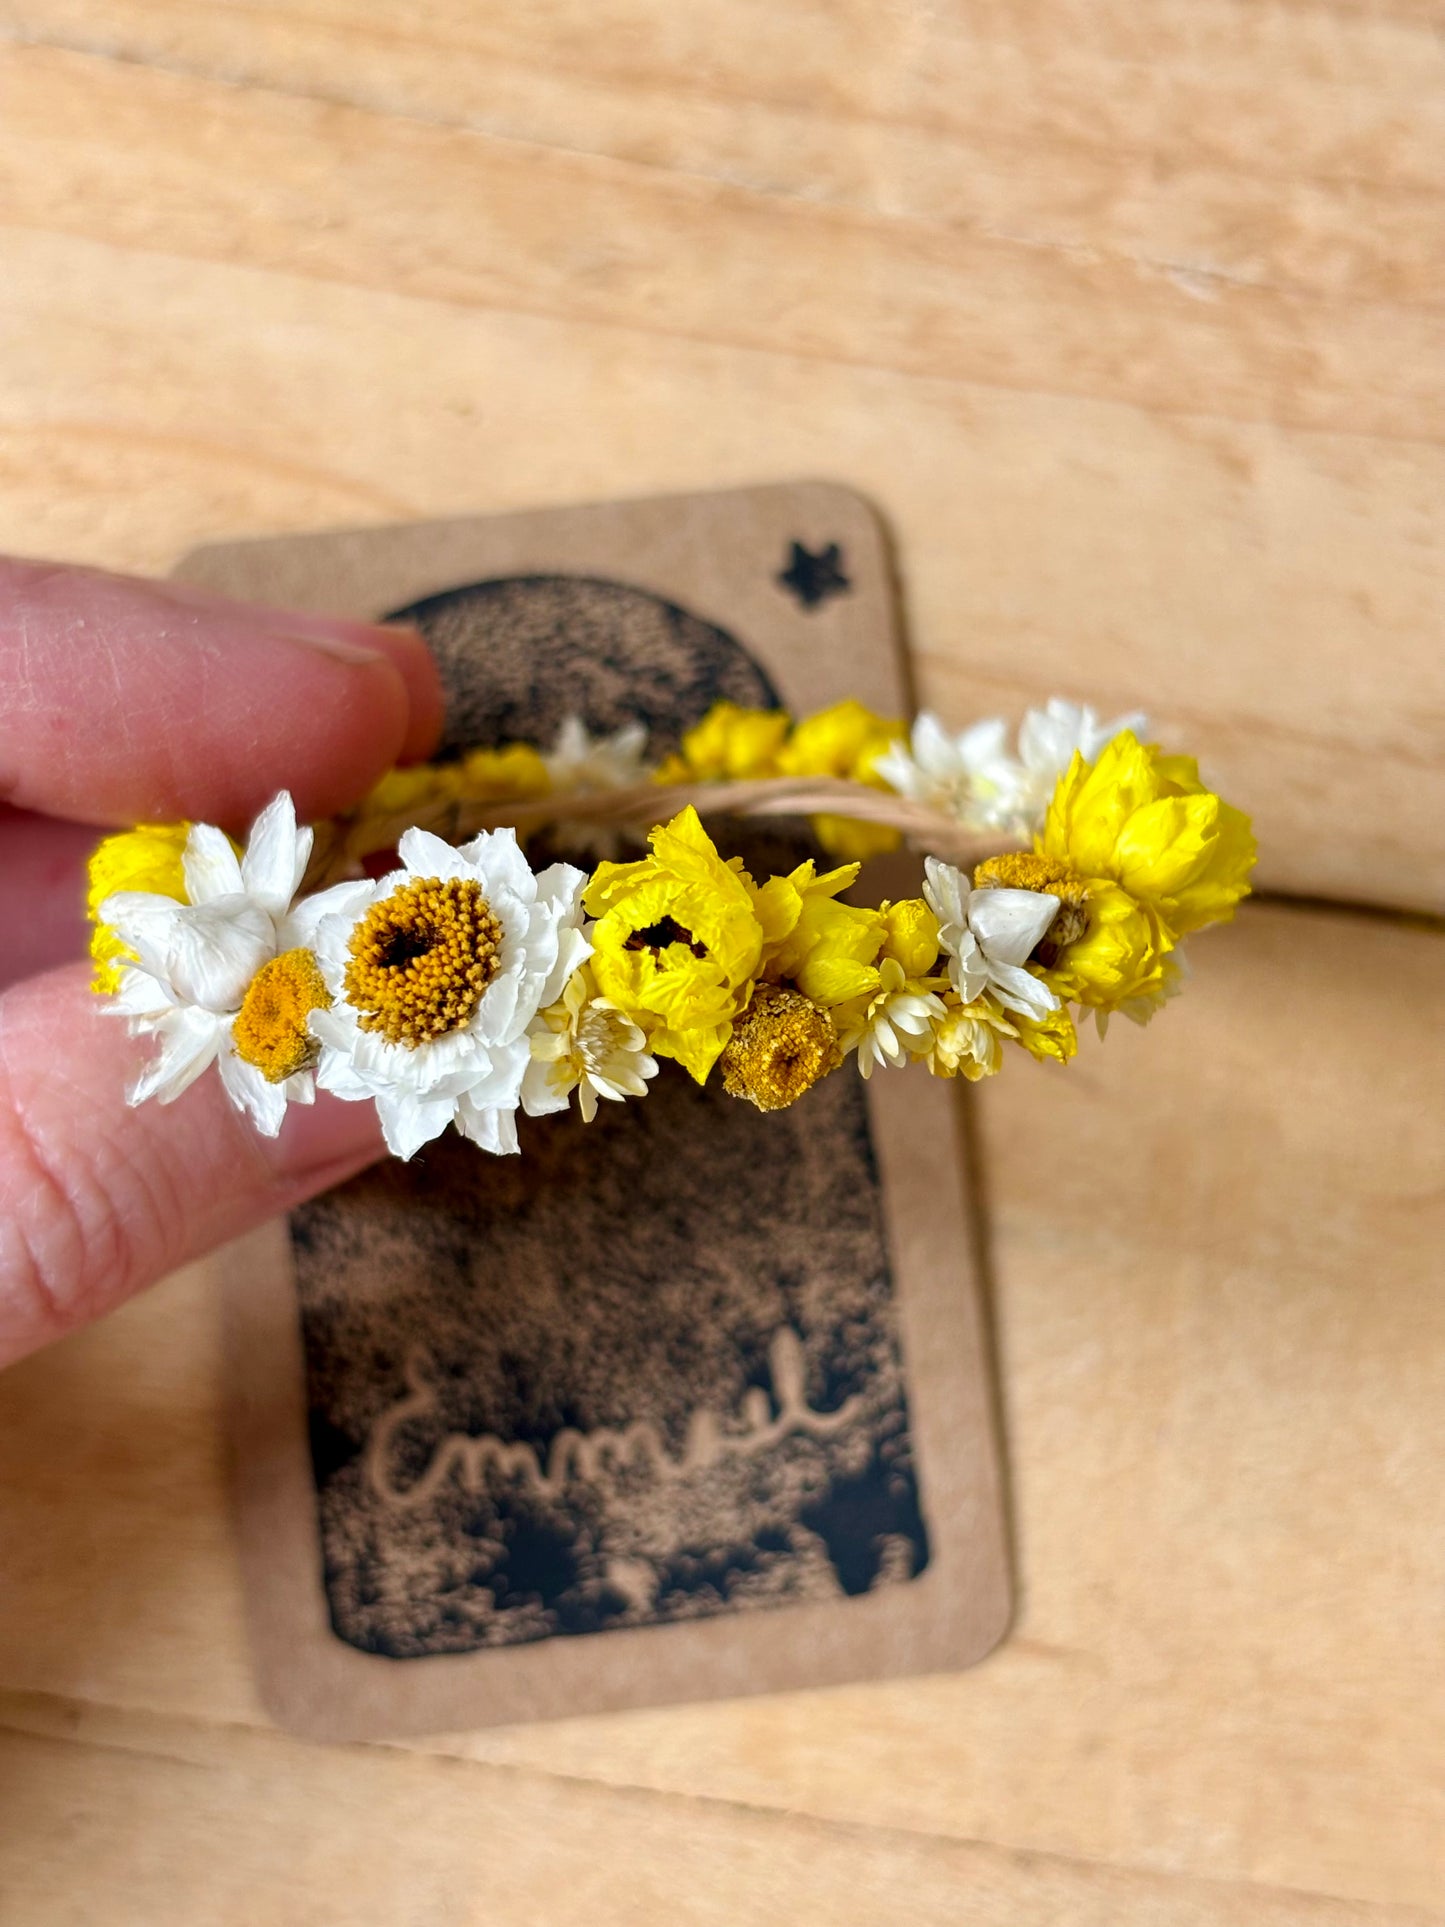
149,572,419,662
260,1092,387,1185
271,624,389,666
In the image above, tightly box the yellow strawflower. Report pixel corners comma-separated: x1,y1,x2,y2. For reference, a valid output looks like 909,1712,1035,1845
924,994,1017,1081
1036,878,1172,1015
877,897,942,978
87,821,193,991
830,897,947,1067
458,743,550,804
760,858,881,1005
656,702,792,783
583,806,799,1082
776,698,906,861
1011,1003,1079,1063
359,763,462,822
1039,732,1255,938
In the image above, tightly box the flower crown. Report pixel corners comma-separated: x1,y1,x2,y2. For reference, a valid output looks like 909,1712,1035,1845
88,698,1256,1161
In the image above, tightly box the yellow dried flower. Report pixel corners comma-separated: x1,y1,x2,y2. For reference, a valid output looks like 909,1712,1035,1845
360,762,463,821
972,850,1089,950
583,806,799,1082
458,743,551,805
776,698,906,861
656,702,792,784
87,821,193,991
924,994,1018,1081
761,858,879,1005
1039,731,1255,937
830,900,948,1075
720,984,842,1111
1037,878,1172,1013
1011,1003,1079,1064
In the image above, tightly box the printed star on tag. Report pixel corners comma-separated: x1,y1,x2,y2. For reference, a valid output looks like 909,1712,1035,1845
777,540,850,610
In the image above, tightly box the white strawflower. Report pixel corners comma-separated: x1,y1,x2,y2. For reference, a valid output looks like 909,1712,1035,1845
877,699,1148,838
101,792,327,1136
522,963,658,1123
923,857,1061,1023
873,714,1016,824
540,715,651,856
1012,699,1148,826
542,715,649,791
308,826,588,1159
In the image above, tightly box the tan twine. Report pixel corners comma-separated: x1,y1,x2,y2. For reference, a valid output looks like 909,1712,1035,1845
304,776,1001,892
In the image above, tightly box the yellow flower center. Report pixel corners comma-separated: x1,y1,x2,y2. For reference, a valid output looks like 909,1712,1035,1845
720,984,842,1112
973,850,1077,897
974,850,1091,952
343,876,502,1048
232,948,332,1084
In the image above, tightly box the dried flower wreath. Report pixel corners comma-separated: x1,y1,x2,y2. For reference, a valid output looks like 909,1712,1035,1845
88,698,1256,1160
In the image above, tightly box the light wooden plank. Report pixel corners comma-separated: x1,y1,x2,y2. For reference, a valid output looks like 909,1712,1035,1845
0,44,1438,444
0,1700,1436,1927
3,908,1441,1908
1,225,1441,914
2,0,1441,303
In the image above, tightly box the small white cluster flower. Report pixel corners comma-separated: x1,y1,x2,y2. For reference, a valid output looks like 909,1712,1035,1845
836,958,946,1079
876,698,1147,839
522,963,658,1122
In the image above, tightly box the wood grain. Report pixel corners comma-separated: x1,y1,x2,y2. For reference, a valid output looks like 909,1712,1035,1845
1,34,1442,913
2,1701,1437,1927
0,46,1439,443
4,1,1442,290
0,4,1440,1917
2,909,1442,1915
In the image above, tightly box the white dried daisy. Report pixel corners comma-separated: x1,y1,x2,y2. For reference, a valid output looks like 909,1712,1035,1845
540,714,651,856
878,699,1147,838
542,714,648,791
308,826,588,1159
1013,699,1148,824
101,792,327,1136
923,856,1061,1023
838,957,947,1079
873,714,1016,826
522,963,658,1123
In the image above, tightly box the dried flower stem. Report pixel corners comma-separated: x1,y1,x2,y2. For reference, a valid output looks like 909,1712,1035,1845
304,776,999,890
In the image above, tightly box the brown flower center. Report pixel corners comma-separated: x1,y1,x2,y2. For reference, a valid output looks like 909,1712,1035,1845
624,915,708,959
343,876,502,1048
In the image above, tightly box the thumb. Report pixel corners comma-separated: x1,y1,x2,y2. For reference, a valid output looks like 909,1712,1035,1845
0,963,384,1369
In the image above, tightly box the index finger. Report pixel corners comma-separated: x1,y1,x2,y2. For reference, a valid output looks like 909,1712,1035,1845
0,555,444,829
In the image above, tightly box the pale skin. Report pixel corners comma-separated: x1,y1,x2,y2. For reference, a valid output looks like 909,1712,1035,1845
0,555,445,1371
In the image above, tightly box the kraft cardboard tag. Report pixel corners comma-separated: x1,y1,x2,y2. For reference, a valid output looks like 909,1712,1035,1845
180,482,1011,1740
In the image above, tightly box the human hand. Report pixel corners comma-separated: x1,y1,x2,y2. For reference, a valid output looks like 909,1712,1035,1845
0,555,444,1369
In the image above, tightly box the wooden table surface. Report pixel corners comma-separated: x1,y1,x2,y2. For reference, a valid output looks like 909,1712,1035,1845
1,6,1442,1921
